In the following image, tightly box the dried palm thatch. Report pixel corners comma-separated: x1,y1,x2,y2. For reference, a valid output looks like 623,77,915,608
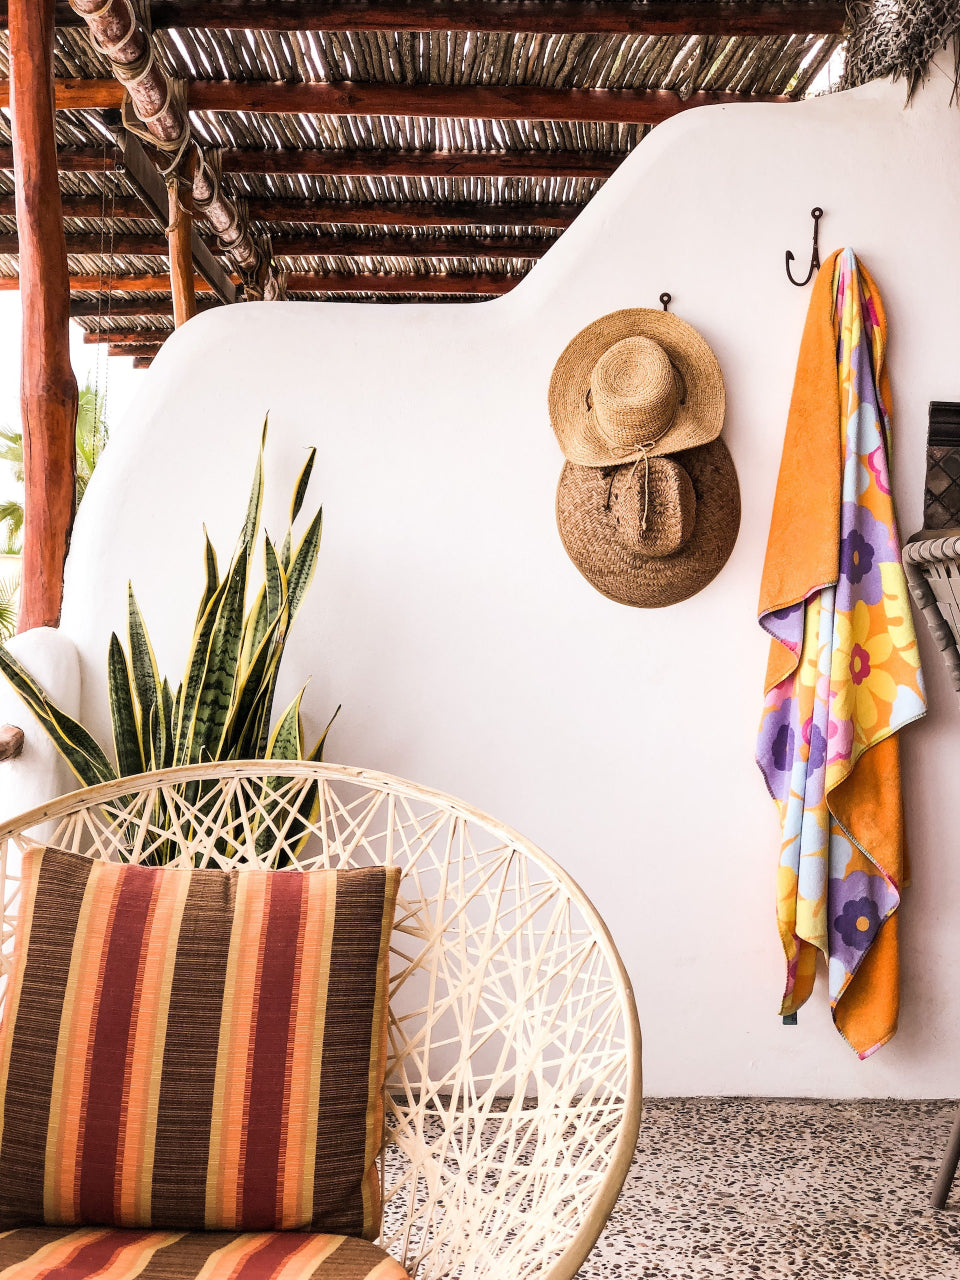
0,5,846,357
842,0,960,96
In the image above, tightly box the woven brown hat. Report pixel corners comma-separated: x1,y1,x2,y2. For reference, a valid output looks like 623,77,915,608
549,309,725,467
555,439,740,608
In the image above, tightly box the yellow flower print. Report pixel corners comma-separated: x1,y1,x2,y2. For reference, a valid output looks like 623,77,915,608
832,600,897,734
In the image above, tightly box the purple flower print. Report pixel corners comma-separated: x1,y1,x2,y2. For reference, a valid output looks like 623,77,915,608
834,897,881,951
771,723,795,774
840,528,874,586
836,504,895,609
828,869,899,978
804,721,827,771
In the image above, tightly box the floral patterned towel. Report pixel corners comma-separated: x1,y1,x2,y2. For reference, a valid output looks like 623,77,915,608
756,248,926,1058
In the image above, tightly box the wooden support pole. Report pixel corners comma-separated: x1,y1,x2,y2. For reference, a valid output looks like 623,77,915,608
167,153,197,326
9,0,77,632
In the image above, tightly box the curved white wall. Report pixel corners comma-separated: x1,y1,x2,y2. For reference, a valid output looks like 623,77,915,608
56,60,960,1097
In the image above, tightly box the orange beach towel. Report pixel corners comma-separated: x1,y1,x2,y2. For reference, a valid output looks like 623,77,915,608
756,249,925,1057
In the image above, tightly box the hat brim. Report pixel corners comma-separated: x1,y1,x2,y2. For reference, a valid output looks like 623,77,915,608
549,309,725,467
555,439,740,608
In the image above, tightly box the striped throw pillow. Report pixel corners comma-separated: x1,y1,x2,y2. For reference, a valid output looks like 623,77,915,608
0,847,400,1236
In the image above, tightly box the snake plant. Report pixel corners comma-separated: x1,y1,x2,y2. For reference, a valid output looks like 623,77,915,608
0,417,337,787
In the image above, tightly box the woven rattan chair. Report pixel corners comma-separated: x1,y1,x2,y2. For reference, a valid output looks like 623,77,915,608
902,534,960,1208
0,761,641,1280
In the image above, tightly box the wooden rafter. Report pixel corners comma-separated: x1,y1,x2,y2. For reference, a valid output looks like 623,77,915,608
218,146,621,178
286,271,518,294
70,297,220,317
0,78,791,122
82,329,172,344
1,270,517,294
0,194,146,219
0,144,621,179
0,146,119,170
240,197,580,230
0,0,849,34
107,343,163,358
0,274,218,292
0,230,553,259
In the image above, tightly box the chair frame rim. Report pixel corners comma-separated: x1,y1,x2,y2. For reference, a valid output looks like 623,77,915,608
0,759,642,1280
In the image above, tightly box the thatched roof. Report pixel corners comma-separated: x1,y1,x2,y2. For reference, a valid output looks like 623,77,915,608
0,2,848,363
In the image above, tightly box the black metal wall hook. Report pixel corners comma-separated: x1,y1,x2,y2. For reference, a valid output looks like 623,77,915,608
659,292,671,311
785,207,823,286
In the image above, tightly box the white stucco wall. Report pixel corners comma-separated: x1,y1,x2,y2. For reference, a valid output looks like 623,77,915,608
50,59,960,1097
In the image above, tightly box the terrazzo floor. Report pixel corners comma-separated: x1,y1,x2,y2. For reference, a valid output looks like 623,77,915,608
580,1098,960,1280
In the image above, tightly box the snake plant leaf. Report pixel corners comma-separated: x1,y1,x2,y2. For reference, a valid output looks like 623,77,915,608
307,703,341,760
290,448,316,527
242,416,268,555
156,677,174,770
0,645,116,787
107,633,144,777
189,545,250,762
127,585,163,728
285,506,323,624
195,527,219,630
227,603,288,757
174,574,230,762
266,687,306,761
281,448,317,569
265,535,285,626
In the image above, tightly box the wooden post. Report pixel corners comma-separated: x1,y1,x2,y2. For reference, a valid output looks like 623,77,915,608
167,153,197,327
9,0,77,631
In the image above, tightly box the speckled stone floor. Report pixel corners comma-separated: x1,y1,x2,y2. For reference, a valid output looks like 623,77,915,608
580,1098,960,1280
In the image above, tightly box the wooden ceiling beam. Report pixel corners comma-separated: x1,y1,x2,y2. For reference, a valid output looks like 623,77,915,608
0,193,149,219
245,195,579,229
221,146,621,178
108,343,163,357
70,297,221,317
0,273,219,292
0,145,118,171
0,141,617,181
285,271,518,294
83,329,172,344
271,230,551,258
2,1,848,35
1,229,551,260
0,232,170,255
0,78,790,123
2,270,514,294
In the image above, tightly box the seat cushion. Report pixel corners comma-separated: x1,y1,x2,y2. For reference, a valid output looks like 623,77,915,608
0,847,400,1236
0,1228,409,1280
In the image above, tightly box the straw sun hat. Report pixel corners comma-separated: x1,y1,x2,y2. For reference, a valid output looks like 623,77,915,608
556,440,740,608
549,308,725,467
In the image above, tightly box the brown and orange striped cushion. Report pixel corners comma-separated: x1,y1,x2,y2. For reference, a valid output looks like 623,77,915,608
0,1227,409,1280
0,847,400,1237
